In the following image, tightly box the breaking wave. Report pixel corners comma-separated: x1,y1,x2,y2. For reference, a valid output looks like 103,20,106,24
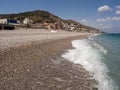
62,35,118,90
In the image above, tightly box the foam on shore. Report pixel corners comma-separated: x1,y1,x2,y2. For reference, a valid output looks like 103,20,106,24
62,36,117,90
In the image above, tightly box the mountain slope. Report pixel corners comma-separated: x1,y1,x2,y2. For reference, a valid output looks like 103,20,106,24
0,10,62,23
0,10,103,33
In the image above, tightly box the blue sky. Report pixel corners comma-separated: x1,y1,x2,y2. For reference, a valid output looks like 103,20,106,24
0,0,120,33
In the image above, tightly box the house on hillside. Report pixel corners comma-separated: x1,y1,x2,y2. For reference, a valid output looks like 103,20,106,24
62,22,77,31
23,18,33,26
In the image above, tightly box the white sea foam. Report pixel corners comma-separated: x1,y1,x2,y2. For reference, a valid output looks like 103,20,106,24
62,36,117,90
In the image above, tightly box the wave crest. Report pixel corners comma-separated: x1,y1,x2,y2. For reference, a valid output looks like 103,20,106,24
62,37,117,90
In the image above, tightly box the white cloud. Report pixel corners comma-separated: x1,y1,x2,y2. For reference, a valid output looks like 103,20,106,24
115,10,120,15
112,16,120,21
97,17,111,22
116,5,120,9
97,16,120,22
81,19,87,23
98,5,112,12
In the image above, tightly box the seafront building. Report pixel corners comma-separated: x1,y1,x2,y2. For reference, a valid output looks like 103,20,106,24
0,19,7,24
23,18,33,26
0,18,101,33
0,19,20,25
0,19,20,30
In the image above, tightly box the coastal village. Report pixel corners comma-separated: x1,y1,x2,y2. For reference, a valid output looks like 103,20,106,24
0,10,103,33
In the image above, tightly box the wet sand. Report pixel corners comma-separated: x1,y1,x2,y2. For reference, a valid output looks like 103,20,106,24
0,29,97,90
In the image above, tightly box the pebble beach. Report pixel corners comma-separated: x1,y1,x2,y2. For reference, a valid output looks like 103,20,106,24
0,29,97,90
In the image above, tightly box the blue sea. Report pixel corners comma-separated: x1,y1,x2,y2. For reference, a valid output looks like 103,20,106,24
62,34,120,90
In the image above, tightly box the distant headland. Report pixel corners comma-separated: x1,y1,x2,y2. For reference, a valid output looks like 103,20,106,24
0,10,103,33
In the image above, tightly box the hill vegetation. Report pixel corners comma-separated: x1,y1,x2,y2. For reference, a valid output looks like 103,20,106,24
0,10,62,23
0,10,103,33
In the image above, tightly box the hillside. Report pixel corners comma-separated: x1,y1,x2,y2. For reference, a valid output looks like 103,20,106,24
0,10,103,33
0,10,62,23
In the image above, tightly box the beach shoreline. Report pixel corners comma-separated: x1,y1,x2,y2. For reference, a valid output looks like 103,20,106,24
0,29,97,90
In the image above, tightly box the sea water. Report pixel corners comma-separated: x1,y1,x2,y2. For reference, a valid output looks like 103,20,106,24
62,34,120,90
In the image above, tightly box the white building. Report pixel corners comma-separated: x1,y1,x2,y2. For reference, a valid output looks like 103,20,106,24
0,18,20,25
70,26,75,30
0,19,7,24
23,18,33,25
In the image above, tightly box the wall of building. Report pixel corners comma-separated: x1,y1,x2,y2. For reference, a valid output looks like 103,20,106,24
0,19,20,25
23,18,33,25
0,19,7,24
